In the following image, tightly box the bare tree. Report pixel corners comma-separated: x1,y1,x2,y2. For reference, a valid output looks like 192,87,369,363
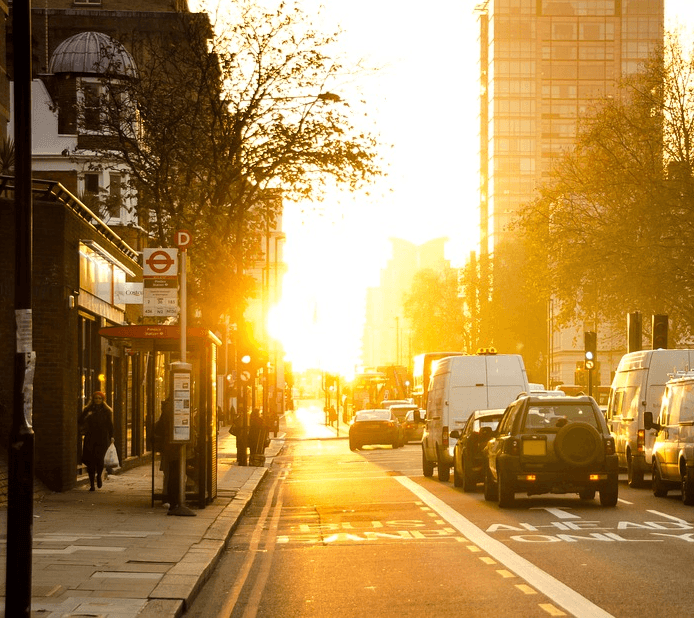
87,1,381,327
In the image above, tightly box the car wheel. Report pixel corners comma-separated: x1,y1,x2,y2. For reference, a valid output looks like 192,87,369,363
682,470,694,506
554,422,601,467
652,461,668,497
437,448,450,482
349,437,357,452
453,454,463,488
627,450,645,488
392,439,399,449
579,489,596,500
599,477,619,507
462,454,476,493
497,469,515,508
483,465,497,502
422,447,434,477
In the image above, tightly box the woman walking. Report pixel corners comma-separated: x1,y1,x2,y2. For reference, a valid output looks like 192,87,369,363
79,391,114,491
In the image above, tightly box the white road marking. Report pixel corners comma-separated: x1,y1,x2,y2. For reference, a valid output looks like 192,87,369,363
395,476,615,618
647,510,688,523
530,507,580,519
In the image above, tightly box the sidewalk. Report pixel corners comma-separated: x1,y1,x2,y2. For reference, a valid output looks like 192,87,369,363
0,427,284,618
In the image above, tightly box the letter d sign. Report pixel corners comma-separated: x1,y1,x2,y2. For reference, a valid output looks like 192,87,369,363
175,229,192,250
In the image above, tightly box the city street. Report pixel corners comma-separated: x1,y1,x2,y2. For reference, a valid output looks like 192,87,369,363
185,399,694,618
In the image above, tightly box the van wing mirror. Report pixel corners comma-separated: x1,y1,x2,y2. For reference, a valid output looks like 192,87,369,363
644,411,661,432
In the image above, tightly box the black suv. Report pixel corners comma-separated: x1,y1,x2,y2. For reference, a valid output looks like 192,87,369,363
483,395,619,508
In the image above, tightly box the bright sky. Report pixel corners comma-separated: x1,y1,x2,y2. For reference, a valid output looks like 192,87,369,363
195,0,694,376
268,0,482,375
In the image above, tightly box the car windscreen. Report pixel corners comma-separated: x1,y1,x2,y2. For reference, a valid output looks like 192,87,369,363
356,410,391,422
522,404,599,430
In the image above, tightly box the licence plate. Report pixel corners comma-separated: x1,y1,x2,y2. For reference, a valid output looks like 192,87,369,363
522,439,546,456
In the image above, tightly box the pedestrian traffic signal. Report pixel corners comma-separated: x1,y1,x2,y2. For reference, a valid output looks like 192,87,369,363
652,314,668,349
584,331,597,370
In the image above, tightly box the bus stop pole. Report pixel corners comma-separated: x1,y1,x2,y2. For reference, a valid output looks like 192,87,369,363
171,249,195,516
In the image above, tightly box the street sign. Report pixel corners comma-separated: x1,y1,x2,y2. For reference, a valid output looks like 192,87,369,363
175,230,192,250
172,369,192,442
143,248,178,277
143,278,179,316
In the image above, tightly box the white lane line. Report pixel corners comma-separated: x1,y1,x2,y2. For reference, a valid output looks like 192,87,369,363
646,509,688,523
395,476,614,618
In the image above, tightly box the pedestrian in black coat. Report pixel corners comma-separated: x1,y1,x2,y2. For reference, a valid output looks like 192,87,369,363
248,408,268,465
79,391,114,491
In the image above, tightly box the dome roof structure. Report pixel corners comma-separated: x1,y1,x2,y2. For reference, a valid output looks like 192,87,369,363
49,32,138,78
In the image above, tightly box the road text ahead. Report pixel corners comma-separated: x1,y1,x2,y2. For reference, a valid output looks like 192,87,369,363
486,508,693,543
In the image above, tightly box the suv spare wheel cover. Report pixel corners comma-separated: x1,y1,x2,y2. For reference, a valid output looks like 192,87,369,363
553,422,602,467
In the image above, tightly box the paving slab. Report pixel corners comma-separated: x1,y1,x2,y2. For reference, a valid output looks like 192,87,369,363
0,428,282,617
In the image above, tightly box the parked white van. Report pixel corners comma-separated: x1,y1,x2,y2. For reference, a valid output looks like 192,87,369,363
421,350,529,481
644,371,694,504
606,349,694,487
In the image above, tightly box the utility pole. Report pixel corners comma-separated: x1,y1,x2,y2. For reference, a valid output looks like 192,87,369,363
7,1,35,615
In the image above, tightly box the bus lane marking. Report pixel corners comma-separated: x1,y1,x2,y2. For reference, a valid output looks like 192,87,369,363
485,511,692,542
395,476,615,618
276,514,461,545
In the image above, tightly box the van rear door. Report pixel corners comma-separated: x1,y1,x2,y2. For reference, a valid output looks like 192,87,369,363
447,357,486,431
486,355,529,408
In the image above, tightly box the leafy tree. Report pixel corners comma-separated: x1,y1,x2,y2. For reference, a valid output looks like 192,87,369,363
403,268,467,355
486,239,548,382
516,32,694,344
86,1,381,328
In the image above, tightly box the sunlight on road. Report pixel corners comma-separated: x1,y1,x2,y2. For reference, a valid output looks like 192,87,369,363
285,399,341,439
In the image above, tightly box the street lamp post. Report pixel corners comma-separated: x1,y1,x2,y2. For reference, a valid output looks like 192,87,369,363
272,233,285,434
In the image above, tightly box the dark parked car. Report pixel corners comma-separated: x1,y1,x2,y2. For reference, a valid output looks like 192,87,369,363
349,409,404,450
451,408,504,491
483,395,618,508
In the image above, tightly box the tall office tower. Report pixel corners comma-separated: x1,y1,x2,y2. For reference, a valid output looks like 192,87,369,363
477,0,663,381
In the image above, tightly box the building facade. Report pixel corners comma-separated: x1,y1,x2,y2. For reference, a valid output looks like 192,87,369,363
362,237,450,370
0,0,223,492
477,0,664,385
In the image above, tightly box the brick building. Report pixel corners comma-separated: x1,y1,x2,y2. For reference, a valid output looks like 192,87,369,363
0,0,219,492
0,178,141,491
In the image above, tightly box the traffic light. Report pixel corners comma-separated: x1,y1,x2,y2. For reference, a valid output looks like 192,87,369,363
627,312,642,353
652,314,668,349
584,331,597,370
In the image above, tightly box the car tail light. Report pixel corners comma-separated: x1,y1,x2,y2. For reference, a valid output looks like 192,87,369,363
522,474,536,481
637,429,645,454
604,436,615,456
442,426,449,449
506,438,520,456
